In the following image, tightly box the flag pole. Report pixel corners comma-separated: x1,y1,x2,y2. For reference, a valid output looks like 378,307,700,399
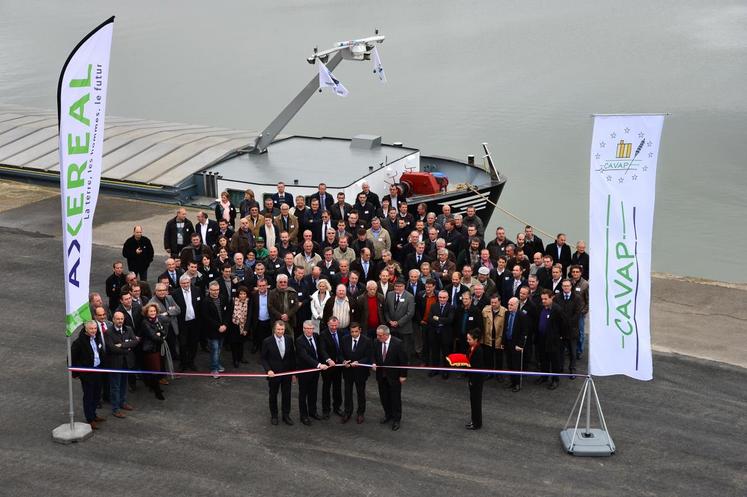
66,335,75,431
53,330,93,443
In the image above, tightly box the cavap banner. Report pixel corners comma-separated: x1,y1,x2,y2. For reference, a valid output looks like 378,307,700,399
588,114,665,380
58,17,114,335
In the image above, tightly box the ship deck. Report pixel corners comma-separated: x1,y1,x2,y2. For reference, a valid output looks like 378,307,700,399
206,135,417,189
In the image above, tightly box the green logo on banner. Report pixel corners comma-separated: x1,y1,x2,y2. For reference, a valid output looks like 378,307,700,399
65,302,92,336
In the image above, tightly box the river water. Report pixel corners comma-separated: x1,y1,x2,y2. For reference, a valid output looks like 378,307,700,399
1,1,745,282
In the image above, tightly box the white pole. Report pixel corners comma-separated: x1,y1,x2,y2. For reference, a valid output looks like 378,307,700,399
66,334,76,430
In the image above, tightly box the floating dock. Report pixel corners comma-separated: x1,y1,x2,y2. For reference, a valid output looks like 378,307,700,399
0,103,257,202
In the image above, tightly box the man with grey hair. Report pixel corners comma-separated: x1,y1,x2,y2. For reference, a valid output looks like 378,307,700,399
70,320,106,429
174,273,201,372
268,274,301,338
372,325,408,431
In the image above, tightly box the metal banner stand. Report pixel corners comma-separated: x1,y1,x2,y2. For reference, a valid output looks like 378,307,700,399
560,376,615,456
52,335,93,444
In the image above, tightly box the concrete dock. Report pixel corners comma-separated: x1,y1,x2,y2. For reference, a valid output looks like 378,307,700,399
0,179,744,497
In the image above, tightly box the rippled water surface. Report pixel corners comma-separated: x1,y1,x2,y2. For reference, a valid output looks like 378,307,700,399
0,0,745,282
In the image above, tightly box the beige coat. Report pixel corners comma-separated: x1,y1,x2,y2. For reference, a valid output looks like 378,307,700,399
482,304,506,350
366,228,391,260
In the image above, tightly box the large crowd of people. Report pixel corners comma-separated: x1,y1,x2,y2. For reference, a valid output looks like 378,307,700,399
71,180,589,432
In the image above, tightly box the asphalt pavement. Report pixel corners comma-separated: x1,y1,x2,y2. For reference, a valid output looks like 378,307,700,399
0,181,745,497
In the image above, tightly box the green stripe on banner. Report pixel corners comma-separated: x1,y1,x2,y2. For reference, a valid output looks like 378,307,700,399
65,302,92,336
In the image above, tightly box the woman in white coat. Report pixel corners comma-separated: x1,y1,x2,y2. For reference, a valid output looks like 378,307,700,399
310,278,332,332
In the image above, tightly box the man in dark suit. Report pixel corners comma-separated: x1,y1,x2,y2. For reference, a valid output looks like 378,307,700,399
445,272,469,309
114,292,142,392
341,322,373,424
309,182,334,212
70,321,106,429
405,269,425,298
105,311,140,417
195,211,219,248
351,247,378,282
556,279,582,377
163,207,195,256
403,242,432,274
372,325,408,431
536,290,567,389
331,191,352,222
173,274,202,371
501,264,527,307
426,290,454,377
295,320,329,426
116,292,142,335
260,320,296,425
201,281,229,376
546,233,572,276
271,181,294,210
158,258,184,292
502,297,528,392
319,316,345,418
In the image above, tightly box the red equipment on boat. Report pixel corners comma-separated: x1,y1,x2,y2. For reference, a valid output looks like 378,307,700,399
399,172,448,196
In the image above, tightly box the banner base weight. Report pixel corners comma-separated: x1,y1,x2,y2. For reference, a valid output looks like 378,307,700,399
52,422,93,444
560,428,615,456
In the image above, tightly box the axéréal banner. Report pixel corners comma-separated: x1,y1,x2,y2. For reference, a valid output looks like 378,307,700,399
588,114,665,380
58,17,114,335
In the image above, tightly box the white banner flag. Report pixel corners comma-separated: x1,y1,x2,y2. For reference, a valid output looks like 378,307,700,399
588,114,665,380
371,46,387,83
58,17,114,335
317,60,349,97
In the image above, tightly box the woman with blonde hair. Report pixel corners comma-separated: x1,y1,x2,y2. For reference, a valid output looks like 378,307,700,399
215,191,237,228
310,278,332,332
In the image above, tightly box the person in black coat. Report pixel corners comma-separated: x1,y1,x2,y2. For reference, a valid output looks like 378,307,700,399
556,279,582,377
465,329,487,430
500,265,527,308
140,304,169,400
295,320,329,425
341,322,373,423
260,320,296,425
535,290,567,389
372,325,408,431
105,261,127,313
426,290,455,378
105,312,140,417
359,182,380,210
502,297,529,392
163,208,195,256
70,321,105,427
309,183,335,212
453,291,481,353
122,225,154,280
319,317,345,418
201,281,230,375
546,234,572,276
